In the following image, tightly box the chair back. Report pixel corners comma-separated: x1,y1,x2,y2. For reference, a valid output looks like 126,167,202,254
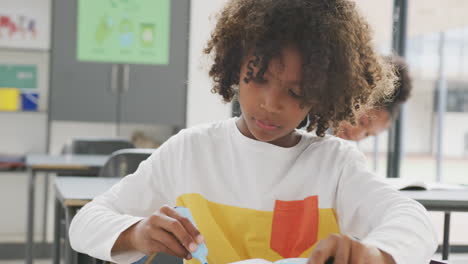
58,138,135,176
64,138,135,155
99,148,155,178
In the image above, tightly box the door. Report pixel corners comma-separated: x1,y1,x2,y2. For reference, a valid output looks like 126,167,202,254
120,0,190,128
49,0,118,123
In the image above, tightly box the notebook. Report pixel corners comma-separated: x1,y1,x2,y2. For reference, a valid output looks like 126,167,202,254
382,178,467,191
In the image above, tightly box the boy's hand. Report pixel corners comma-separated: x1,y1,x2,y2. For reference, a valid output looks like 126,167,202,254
307,234,396,264
113,205,204,260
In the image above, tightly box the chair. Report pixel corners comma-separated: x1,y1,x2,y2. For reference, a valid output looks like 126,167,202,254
56,138,135,263
99,148,156,178
99,148,180,264
59,138,135,176
100,148,181,264
63,138,135,155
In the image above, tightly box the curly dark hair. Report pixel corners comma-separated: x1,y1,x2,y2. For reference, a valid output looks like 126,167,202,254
204,0,396,137
377,55,412,118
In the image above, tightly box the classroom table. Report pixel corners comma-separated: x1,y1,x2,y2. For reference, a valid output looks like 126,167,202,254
54,176,120,264
51,176,468,264
25,154,108,264
402,189,468,260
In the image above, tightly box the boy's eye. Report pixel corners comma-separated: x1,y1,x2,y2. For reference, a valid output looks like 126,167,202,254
288,88,301,98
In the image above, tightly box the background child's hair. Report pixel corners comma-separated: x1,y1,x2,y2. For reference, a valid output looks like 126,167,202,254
204,0,396,137
376,55,412,118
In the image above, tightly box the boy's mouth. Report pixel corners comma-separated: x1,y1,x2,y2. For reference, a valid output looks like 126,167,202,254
255,119,280,131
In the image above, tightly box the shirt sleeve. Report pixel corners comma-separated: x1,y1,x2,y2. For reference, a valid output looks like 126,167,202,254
335,146,438,264
69,132,183,263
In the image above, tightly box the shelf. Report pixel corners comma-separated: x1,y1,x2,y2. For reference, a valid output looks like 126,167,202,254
0,111,47,115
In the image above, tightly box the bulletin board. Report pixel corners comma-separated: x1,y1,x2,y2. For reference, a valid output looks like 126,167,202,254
0,0,51,50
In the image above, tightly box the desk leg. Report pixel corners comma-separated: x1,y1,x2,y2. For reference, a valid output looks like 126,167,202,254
442,212,451,260
65,207,79,264
26,169,36,264
53,197,62,264
42,173,50,243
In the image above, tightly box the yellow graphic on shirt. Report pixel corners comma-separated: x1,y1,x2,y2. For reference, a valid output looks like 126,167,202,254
175,193,340,264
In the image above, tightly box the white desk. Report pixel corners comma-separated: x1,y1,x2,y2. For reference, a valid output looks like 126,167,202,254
54,176,120,264
49,176,467,264
25,154,108,264
403,189,468,260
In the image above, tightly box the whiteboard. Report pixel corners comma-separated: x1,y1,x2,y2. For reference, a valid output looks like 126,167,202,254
0,0,51,50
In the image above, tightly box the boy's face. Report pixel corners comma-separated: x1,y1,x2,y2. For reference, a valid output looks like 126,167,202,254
237,46,313,147
336,109,391,141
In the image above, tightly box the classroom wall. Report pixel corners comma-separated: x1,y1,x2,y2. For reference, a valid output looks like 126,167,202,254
48,0,233,151
440,113,468,157
0,172,49,242
0,0,233,243
404,80,435,155
0,0,51,243
185,0,232,127
47,0,231,152
0,49,49,156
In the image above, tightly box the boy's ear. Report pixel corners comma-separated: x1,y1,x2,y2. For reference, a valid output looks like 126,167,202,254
297,115,309,129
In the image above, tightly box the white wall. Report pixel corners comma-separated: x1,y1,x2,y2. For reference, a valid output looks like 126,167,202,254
353,0,393,47
440,113,468,157
186,0,232,127
404,79,435,154
0,172,48,242
0,112,47,155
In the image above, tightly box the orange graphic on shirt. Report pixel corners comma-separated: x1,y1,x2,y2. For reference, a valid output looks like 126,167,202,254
271,196,319,258
175,193,339,264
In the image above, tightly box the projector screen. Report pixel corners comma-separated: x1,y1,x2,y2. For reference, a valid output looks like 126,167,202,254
77,0,170,65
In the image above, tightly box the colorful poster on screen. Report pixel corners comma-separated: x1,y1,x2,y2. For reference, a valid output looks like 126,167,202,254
0,0,51,50
77,0,171,65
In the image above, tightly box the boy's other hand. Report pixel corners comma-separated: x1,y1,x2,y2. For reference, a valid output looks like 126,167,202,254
307,234,396,264
112,205,204,260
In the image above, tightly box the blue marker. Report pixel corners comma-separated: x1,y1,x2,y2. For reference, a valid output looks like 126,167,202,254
175,207,208,264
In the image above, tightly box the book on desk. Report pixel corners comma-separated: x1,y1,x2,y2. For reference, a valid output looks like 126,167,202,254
382,178,467,191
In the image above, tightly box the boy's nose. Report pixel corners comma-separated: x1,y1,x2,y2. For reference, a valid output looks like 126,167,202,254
261,90,283,113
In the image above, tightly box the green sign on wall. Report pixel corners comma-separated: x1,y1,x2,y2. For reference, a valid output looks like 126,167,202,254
77,0,171,65
0,65,37,89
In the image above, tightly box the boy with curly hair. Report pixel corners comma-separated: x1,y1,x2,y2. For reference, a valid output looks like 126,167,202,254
70,0,437,263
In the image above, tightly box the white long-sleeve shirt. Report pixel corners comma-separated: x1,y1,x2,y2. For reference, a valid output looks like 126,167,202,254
69,118,437,264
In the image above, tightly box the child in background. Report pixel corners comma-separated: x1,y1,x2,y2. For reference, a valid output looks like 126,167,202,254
69,0,437,263
337,55,413,141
